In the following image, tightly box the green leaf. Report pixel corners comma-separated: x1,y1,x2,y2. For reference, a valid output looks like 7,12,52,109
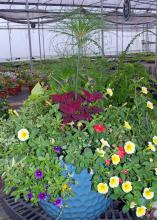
31,83,44,96
122,205,129,213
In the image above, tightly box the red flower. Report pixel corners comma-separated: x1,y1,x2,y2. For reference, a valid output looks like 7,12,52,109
93,124,106,133
105,159,111,166
117,146,124,152
117,146,126,159
122,170,129,175
117,151,125,159
119,177,123,184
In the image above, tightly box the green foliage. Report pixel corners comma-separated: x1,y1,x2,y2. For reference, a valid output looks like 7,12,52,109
0,98,9,119
0,83,157,216
101,62,156,107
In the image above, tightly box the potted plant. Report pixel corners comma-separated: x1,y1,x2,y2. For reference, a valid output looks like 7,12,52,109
7,80,20,96
0,81,157,219
0,76,8,98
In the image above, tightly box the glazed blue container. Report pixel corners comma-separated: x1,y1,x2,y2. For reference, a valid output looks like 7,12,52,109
40,164,111,220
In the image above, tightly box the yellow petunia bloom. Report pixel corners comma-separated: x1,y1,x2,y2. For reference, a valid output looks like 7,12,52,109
100,138,110,148
96,148,105,157
141,87,148,94
109,176,119,188
18,129,29,141
111,154,120,165
147,101,154,110
130,202,136,209
106,88,113,97
122,181,132,193
124,141,135,154
146,142,156,152
97,183,109,194
153,136,157,145
124,121,132,130
143,188,154,200
136,206,146,217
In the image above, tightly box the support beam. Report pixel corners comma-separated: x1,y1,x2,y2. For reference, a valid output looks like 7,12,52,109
100,0,105,57
41,23,45,59
26,0,33,74
7,22,12,62
38,19,42,60
155,2,157,68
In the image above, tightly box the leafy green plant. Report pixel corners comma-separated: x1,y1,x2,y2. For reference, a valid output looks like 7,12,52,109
0,82,157,218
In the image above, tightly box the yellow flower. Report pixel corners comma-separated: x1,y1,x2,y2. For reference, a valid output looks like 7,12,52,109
62,184,71,192
109,176,119,188
136,206,146,217
100,138,110,148
153,136,157,145
124,141,135,154
97,183,108,194
77,122,83,129
130,202,136,209
146,142,156,152
155,168,157,175
106,88,113,97
124,121,132,130
96,148,105,157
111,154,120,165
122,181,132,193
143,188,154,200
141,87,148,94
147,101,154,109
18,129,29,141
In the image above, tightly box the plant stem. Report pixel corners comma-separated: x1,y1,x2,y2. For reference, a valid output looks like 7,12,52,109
75,44,81,100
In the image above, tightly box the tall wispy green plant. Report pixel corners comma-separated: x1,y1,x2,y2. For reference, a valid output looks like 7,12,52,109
51,10,104,98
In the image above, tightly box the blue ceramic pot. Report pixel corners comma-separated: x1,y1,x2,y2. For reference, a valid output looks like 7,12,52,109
40,164,111,220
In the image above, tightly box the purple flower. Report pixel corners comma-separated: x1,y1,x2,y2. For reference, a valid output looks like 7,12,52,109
27,192,33,200
54,146,62,154
38,192,46,200
34,170,43,179
53,198,63,207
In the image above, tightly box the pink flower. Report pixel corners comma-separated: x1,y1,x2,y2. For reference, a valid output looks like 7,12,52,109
122,170,129,175
105,159,111,166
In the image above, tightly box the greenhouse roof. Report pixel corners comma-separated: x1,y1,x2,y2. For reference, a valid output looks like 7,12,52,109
0,0,156,25
0,0,156,10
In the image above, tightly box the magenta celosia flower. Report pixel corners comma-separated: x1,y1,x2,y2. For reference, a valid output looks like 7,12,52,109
34,170,43,179
38,192,46,200
53,198,63,207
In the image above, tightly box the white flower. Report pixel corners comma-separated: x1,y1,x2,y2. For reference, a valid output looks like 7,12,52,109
100,139,110,148
17,129,29,141
143,188,154,200
141,87,148,94
96,148,105,157
130,202,136,209
106,88,113,97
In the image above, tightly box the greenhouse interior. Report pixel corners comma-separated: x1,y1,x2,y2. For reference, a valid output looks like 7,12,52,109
1,0,157,220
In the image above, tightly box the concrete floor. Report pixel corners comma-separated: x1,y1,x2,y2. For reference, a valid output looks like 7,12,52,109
7,87,30,109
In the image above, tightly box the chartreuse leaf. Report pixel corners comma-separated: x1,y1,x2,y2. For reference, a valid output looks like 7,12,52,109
31,82,44,96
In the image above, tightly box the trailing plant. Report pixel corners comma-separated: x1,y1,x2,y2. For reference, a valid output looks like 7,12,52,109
0,83,157,219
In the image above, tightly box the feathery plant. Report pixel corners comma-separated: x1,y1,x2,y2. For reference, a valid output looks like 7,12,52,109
50,10,104,98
